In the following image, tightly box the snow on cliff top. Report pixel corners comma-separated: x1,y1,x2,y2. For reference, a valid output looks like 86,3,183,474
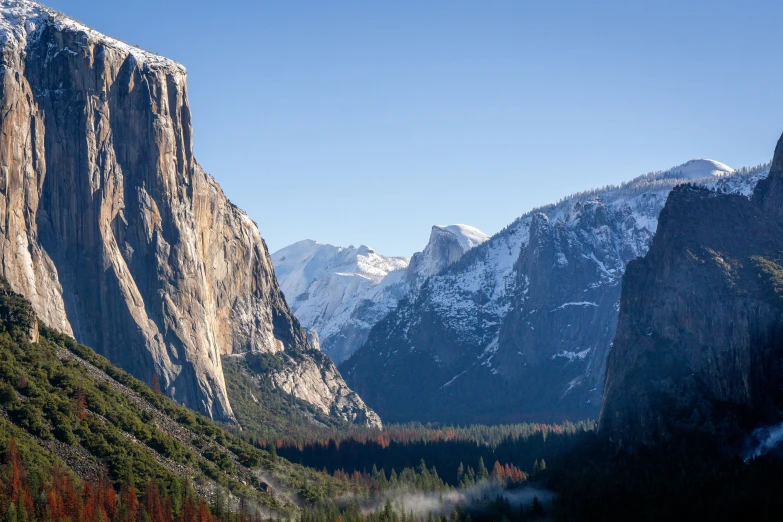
0,0,183,71
666,159,734,179
435,224,490,252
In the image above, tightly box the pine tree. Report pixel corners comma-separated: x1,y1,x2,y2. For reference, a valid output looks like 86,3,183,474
213,487,225,521
73,388,88,421
477,457,489,481
491,461,504,482
464,467,476,488
381,499,394,522
529,496,545,518
5,502,17,522
266,441,278,462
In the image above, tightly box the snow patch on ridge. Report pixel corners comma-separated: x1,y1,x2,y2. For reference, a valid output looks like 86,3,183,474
553,302,598,311
441,370,468,389
553,348,592,362
666,159,734,180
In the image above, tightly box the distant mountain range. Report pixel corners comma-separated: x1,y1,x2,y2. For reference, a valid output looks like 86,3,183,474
272,224,488,363
338,160,769,424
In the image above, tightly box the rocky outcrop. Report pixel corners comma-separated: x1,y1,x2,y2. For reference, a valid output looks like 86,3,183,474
600,133,783,449
406,225,489,286
342,162,769,424
267,352,382,427
0,1,378,426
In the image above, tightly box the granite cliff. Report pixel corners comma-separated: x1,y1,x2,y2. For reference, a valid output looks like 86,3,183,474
600,133,783,449
0,1,378,427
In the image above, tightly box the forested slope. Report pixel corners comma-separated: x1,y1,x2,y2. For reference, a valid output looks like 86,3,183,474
0,276,346,521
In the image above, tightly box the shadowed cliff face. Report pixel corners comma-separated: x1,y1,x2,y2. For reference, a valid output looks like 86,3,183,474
341,162,767,425
600,133,783,449
0,3,379,426
342,195,666,424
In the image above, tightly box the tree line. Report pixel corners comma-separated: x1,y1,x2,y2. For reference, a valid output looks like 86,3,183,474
273,422,591,488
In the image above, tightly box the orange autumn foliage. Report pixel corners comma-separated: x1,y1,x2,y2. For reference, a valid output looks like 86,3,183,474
0,438,231,522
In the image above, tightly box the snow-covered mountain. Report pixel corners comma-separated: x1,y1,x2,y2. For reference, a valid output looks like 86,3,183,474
669,158,734,179
408,225,490,287
271,243,409,364
272,225,489,363
341,160,770,424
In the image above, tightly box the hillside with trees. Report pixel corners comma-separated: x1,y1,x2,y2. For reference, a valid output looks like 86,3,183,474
0,276,347,520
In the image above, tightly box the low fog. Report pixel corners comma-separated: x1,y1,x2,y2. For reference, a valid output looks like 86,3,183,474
339,481,554,519
745,421,783,461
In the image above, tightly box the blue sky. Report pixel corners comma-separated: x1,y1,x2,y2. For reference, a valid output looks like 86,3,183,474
46,0,783,256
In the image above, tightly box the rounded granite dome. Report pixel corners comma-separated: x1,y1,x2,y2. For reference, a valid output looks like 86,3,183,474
668,159,734,179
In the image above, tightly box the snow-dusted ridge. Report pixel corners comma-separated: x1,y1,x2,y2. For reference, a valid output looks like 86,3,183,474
0,0,183,71
272,224,488,363
447,159,766,278
342,160,771,424
436,159,770,343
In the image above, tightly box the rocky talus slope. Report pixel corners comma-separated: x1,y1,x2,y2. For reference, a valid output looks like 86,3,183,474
342,160,769,424
0,1,377,426
600,134,783,449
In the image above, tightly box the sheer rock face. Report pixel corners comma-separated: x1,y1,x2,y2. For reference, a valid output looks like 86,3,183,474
600,134,783,449
0,2,379,426
406,225,490,287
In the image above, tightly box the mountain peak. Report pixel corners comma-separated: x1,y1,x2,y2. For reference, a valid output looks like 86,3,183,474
272,224,487,364
753,132,783,215
667,159,734,179
432,224,490,252
407,224,488,284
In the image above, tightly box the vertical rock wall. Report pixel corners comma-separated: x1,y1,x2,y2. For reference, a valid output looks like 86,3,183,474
0,3,378,426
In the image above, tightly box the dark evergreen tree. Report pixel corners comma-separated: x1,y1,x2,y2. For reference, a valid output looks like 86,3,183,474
477,457,489,481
